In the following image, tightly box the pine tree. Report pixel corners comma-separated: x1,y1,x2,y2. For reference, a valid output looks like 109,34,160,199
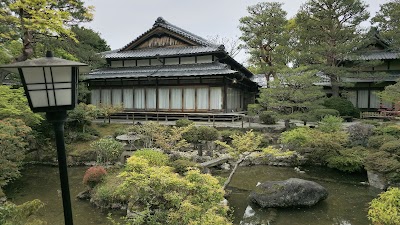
239,2,290,86
294,0,369,96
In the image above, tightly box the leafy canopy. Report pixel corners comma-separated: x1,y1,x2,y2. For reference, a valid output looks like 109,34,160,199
239,2,289,82
294,0,369,96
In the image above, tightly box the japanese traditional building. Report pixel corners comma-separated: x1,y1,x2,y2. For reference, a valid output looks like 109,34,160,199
340,30,400,110
85,17,258,114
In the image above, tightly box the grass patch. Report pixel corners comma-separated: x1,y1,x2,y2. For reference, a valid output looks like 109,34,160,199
67,123,130,160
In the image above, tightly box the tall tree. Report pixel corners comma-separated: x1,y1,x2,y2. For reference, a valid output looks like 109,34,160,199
239,2,290,86
372,0,400,49
0,0,93,62
295,0,369,97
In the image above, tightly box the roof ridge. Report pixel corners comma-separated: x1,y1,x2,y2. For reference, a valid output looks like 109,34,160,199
154,17,218,47
120,17,219,51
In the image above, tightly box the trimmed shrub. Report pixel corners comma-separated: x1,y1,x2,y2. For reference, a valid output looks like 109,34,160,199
326,147,367,172
318,115,343,133
175,119,194,127
262,146,295,157
259,111,277,124
133,149,169,166
183,126,219,143
374,125,400,138
219,129,242,144
280,127,312,149
347,123,375,147
368,135,398,149
380,140,400,155
364,151,400,182
90,138,124,164
247,104,263,116
197,126,219,141
91,174,125,204
83,166,107,188
368,187,400,225
310,108,340,121
323,97,360,117
170,159,198,175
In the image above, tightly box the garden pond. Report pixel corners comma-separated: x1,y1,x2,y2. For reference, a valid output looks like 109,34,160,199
5,165,381,225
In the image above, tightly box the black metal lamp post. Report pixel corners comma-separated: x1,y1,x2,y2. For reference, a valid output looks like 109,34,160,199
0,51,88,225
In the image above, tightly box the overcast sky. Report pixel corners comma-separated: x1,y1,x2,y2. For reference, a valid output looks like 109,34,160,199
83,0,391,63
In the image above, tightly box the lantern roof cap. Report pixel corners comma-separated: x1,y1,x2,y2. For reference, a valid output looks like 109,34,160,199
0,54,88,73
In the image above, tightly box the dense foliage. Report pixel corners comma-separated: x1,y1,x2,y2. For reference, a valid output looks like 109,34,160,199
323,97,360,118
0,0,93,61
281,116,348,163
368,187,400,225
83,166,107,188
295,0,369,96
239,2,289,85
215,130,262,158
0,199,45,225
0,86,43,126
90,138,124,165
95,151,231,225
0,118,31,187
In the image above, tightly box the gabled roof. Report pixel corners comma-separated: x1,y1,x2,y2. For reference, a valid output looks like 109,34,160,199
345,27,400,61
120,17,218,51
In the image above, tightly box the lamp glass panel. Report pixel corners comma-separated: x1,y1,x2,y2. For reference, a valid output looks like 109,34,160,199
27,84,46,90
55,89,72,106
51,67,72,82
29,90,49,107
22,67,45,84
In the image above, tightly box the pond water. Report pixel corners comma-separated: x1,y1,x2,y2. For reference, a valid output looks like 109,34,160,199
225,165,381,225
5,165,380,225
5,165,123,225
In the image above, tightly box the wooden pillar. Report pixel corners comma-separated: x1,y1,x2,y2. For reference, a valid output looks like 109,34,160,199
223,77,228,113
156,78,159,112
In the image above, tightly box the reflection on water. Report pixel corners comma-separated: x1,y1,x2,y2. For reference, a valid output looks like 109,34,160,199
5,165,122,225
224,165,381,225
5,165,381,225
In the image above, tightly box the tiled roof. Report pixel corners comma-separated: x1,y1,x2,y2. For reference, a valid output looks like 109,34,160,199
103,46,221,59
345,51,400,60
154,17,218,47
121,17,219,51
84,62,237,80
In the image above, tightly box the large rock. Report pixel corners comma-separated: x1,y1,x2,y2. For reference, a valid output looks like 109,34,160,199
249,178,328,208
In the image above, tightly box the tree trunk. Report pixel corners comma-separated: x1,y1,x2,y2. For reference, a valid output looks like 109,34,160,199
16,9,34,62
329,72,340,97
284,119,290,130
198,143,203,157
223,153,250,190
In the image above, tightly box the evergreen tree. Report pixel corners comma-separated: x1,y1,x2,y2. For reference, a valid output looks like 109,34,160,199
257,67,326,124
294,0,369,96
372,0,400,49
0,0,93,62
239,2,290,86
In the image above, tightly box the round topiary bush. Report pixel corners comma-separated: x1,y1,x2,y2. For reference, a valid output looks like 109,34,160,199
169,159,198,175
323,97,360,118
259,111,277,124
175,119,194,127
83,166,107,188
310,108,340,121
368,135,398,149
